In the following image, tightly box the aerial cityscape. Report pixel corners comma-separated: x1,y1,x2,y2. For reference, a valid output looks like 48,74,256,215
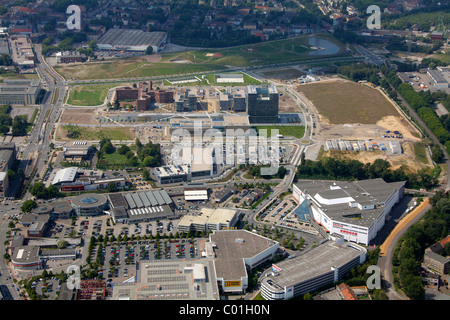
0,0,449,308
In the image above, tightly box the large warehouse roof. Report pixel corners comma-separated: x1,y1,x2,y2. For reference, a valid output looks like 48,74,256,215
52,167,78,185
97,29,167,51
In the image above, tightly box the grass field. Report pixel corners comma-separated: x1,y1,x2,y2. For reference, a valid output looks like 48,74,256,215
255,125,305,138
55,58,223,81
413,141,429,164
299,81,399,124
103,152,129,164
67,84,116,106
0,72,39,82
55,35,345,80
57,125,135,141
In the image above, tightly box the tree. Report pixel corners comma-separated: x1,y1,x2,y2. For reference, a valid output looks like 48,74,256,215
142,169,150,181
57,239,68,249
21,200,37,213
107,181,117,192
431,145,444,163
11,115,28,136
146,46,154,54
444,243,450,257
117,144,130,155
101,140,115,154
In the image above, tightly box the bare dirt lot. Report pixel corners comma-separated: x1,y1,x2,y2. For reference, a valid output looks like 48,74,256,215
298,80,399,124
60,108,100,125
302,78,429,171
279,91,301,113
261,67,306,81
322,140,431,172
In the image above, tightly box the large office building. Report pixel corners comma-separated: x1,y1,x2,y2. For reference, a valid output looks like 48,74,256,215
246,85,279,124
97,29,167,53
10,246,42,270
260,237,366,300
174,90,198,112
0,79,41,105
9,35,35,71
153,165,190,185
0,142,17,197
210,230,279,294
176,207,240,233
71,193,108,216
292,178,405,245
62,141,93,162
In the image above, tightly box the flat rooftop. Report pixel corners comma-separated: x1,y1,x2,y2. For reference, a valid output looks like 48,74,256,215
296,178,405,228
177,207,239,229
97,29,166,48
154,165,190,178
111,258,219,300
263,240,364,289
247,84,278,95
210,230,278,281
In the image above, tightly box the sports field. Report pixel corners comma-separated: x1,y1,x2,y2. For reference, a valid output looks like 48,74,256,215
299,81,399,124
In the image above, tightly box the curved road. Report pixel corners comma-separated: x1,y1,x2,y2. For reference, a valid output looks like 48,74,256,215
377,199,432,300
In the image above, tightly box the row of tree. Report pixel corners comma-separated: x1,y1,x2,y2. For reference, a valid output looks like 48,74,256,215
296,155,438,190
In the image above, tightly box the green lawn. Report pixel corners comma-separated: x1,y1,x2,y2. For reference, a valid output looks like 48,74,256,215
60,125,135,141
67,84,115,106
255,125,305,139
103,152,129,164
205,72,264,86
55,35,345,80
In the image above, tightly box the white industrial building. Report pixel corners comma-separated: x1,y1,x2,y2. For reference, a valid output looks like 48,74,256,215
427,68,449,90
214,73,244,83
183,182,208,201
51,167,78,185
292,178,405,245
389,140,402,154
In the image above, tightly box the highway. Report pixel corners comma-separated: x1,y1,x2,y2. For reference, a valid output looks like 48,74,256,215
18,45,66,199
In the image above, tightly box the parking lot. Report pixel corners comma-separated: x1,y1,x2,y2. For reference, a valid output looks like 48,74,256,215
32,278,61,300
259,195,317,233
92,238,204,286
